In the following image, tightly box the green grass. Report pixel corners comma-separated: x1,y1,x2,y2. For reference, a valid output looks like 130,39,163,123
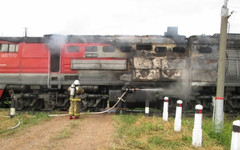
113,114,237,150
202,115,240,149
0,109,50,135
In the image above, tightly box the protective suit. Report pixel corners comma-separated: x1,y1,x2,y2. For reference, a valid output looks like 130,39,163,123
68,80,84,119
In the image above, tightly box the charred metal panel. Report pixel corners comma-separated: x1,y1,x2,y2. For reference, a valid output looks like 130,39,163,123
162,69,182,79
191,70,217,82
191,59,217,70
225,50,240,81
191,58,217,82
135,69,160,80
133,57,186,80
225,58,239,80
107,35,176,45
190,36,219,82
133,57,161,69
162,58,187,69
71,59,127,70
162,58,186,79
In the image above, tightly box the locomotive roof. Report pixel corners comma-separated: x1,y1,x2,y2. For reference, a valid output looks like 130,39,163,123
0,34,187,44
0,37,43,43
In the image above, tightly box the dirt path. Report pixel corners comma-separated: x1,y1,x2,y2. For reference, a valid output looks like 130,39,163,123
0,114,115,150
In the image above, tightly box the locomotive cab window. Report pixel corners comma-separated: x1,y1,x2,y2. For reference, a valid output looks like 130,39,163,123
103,46,115,52
67,46,80,52
0,43,18,52
173,47,185,53
136,44,152,51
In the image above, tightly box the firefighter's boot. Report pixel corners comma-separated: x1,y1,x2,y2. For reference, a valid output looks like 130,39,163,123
74,116,79,119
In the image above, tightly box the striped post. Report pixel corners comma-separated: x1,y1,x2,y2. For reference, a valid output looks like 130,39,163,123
192,104,203,147
10,100,16,118
213,96,224,132
230,120,240,150
174,100,183,132
145,98,149,117
163,97,169,121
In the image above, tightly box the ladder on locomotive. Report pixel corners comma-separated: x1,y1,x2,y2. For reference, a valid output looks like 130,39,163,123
48,73,61,89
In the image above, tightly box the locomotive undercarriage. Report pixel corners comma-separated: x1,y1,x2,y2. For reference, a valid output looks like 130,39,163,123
7,86,235,112
188,86,240,112
1,83,240,113
1,85,108,111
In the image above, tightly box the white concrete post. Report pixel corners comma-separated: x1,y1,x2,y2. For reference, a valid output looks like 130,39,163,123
145,98,149,117
10,95,16,118
174,100,183,132
192,104,203,147
9,90,16,118
163,96,169,121
230,120,240,150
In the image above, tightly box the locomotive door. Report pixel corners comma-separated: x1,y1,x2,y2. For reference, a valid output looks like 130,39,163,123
48,46,61,89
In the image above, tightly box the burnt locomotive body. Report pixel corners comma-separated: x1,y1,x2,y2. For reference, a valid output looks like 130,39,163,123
0,33,240,111
189,34,240,111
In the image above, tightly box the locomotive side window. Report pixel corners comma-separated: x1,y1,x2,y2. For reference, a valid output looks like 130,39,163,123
67,46,79,52
198,46,212,53
103,46,115,52
86,46,98,52
0,44,8,52
85,46,98,58
120,46,132,52
9,44,17,52
155,47,167,53
0,44,18,52
173,47,185,53
136,44,152,50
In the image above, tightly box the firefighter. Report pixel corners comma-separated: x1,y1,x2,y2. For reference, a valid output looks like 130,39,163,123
115,82,130,115
68,80,84,120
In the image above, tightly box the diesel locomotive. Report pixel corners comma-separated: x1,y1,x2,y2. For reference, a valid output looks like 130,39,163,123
0,30,240,112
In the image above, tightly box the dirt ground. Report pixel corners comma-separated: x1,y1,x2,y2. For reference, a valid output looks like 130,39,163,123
0,114,115,150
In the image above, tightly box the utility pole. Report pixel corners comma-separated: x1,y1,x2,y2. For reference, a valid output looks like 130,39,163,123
213,0,229,132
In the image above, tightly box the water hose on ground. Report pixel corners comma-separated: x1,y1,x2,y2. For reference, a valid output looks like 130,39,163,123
48,91,127,117
8,119,21,130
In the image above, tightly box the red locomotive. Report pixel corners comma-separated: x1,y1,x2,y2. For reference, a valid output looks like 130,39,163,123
0,35,131,110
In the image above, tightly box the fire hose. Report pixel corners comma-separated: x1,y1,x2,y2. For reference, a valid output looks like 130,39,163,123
48,90,127,117
3,89,129,130
0,115,21,130
8,119,21,130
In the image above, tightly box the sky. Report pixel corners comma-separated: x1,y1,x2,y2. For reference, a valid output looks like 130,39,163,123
0,0,239,37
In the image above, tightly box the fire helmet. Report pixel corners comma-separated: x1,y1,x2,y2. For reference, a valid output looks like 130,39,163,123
73,80,80,85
